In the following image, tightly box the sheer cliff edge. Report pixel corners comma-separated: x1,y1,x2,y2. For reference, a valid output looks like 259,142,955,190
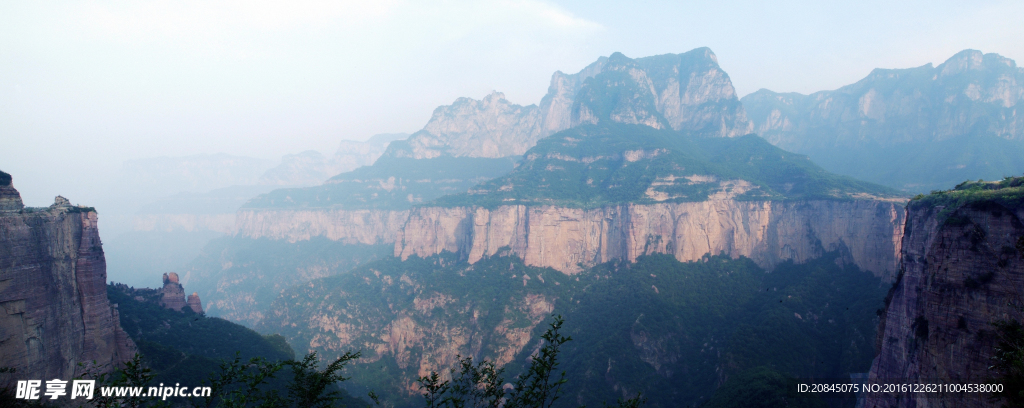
0,170,136,380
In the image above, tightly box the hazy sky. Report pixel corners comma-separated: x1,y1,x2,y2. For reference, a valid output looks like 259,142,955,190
2,0,1023,204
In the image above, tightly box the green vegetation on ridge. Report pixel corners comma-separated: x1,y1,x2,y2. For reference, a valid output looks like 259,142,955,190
243,156,517,210
909,175,1024,222
107,283,295,385
432,123,902,209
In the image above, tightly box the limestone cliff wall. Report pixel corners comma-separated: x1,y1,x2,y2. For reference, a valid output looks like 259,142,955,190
396,200,905,277
865,203,1024,408
235,208,409,244
0,185,135,379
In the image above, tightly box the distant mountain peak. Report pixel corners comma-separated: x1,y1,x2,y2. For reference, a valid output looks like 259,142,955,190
382,48,752,161
742,48,1024,193
937,49,1019,77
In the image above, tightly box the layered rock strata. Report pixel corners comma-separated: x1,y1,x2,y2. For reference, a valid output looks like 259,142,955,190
866,200,1024,407
396,199,905,277
0,173,135,379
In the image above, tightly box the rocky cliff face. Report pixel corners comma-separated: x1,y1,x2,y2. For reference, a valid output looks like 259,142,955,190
742,49,1024,191
0,172,135,379
396,199,905,277
571,50,752,137
387,92,545,160
866,184,1024,407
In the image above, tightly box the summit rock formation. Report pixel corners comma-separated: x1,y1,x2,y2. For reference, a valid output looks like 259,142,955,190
0,171,136,379
384,48,751,160
159,272,188,312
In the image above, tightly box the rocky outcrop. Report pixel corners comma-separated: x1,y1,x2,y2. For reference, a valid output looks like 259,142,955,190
538,56,609,134
571,50,752,137
396,199,905,277
186,292,204,314
235,208,409,243
866,194,1024,407
0,171,23,211
0,174,135,380
116,276,205,315
387,92,545,160
159,272,188,311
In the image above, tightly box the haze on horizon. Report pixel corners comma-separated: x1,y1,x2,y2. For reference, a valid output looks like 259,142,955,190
2,0,1022,206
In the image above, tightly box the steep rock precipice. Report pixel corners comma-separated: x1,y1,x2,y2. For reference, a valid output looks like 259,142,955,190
158,272,187,311
570,49,752,137
396,199,905,277
866,179,1024,408
0,172,135,379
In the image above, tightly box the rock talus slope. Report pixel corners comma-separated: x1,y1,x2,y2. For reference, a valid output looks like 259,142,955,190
0,173,135,379
396,199,905,277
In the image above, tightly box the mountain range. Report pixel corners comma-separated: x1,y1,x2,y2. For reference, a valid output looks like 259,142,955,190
5,46,1022,407
743,49,1024,192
